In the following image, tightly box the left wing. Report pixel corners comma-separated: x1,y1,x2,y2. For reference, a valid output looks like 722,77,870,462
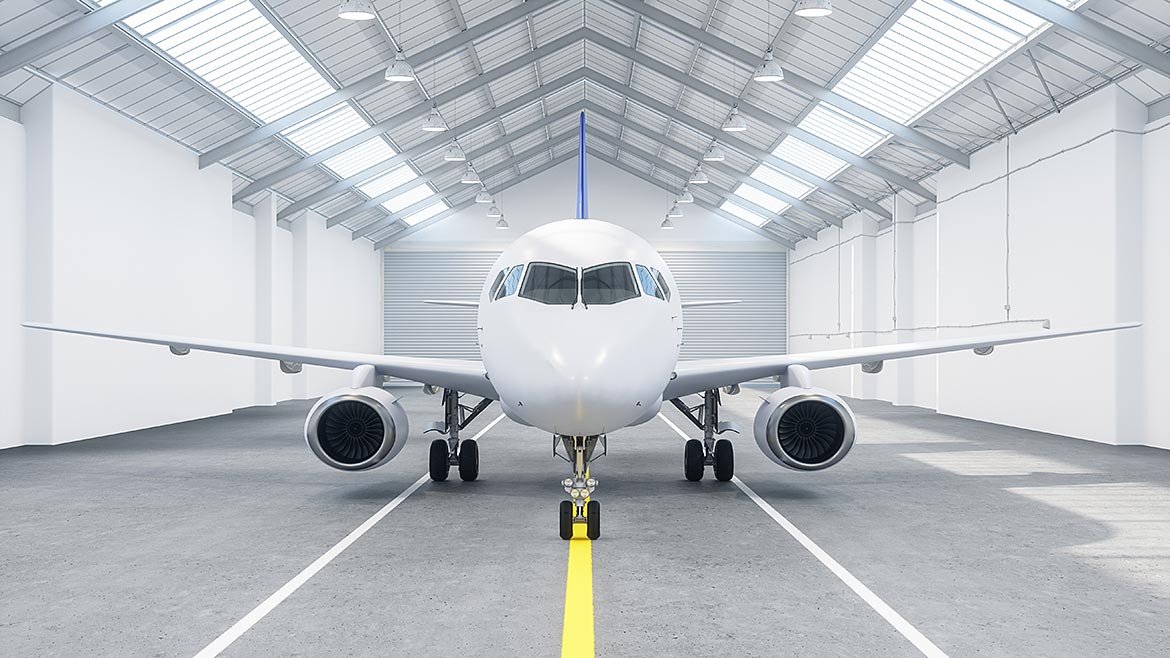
422,300,479,307
663,322,1139,400
680,300,741,308
23,322,498,400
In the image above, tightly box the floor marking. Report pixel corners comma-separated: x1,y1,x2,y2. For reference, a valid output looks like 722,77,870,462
561,465,595,658
192,413,507,658
657,413,950,658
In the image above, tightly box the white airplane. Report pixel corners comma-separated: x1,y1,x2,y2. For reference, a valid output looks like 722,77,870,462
24,113,1139,540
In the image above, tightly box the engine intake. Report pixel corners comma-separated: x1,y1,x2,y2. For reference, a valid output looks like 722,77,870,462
754,387,856,471
305,386,409,471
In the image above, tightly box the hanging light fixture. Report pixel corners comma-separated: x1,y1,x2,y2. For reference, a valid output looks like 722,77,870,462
495,217,510,230
721,107,748,132
794,0,833,17
337,0,376,21
487,204,503,218
660,217,676,230
703,142,726,162
384,51,415,82
460,164,480,184
667,203,683,218
475,189,492,204
753,50,785,82
677,187,694,204
442,141,466,162
689,165,709,184
421,106,447,132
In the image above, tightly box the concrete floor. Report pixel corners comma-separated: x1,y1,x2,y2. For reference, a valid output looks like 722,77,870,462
2,389,1170,657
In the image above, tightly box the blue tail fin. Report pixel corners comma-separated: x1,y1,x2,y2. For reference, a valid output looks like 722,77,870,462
576,111,588,219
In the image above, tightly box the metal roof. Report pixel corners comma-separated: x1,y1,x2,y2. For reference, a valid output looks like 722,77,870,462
1,0,1168,248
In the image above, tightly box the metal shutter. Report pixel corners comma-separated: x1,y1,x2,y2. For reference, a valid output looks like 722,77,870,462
384,250,787,360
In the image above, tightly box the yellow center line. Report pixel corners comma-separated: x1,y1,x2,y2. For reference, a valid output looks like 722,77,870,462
561,469,595,658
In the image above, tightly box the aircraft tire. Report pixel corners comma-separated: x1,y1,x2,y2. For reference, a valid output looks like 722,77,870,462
458,439,479,481
713,439,734,482
559,500,574,540
586,500,601,540
684,439,705,481
429,439,450,482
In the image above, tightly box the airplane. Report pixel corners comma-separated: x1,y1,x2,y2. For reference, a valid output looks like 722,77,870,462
24,112,1139,540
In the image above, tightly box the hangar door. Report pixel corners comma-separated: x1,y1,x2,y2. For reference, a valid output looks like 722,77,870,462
383,250,787,361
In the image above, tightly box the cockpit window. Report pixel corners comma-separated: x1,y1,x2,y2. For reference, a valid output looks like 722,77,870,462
489,269,508,299
582,262,640,305
636,265,668,301
494,264,524,300
519,262,577,305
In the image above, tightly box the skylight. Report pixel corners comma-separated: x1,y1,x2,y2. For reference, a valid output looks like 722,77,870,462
734,184,790,216
720,200,770,227
359,165,420,198
750,164,815,199
382,184,437,214
402,201,450,226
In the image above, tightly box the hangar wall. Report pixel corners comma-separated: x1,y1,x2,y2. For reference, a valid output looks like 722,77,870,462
1,85,381,449
790,83,1167,449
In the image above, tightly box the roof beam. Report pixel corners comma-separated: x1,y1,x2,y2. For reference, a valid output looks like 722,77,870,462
373,152,577,248
584,70,934,202
199,0,563,166
279,103,582,221
1004,0,1170,79
587,148,795,249
582,72,897,214
581,101,853,224
0,0,166,78
600,0,969,168
233,58,586,202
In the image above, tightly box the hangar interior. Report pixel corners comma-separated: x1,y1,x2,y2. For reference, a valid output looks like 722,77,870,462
2,0,1170,656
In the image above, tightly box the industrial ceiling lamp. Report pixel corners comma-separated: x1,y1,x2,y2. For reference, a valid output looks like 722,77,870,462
442,141,466,162
721,107,748,132
460,163,480,184
487,204,503,218
384,51,415,82
495,217,510,230
753,50,785,82
677,187,694,203
689,165,709,184
421,106,448,132
703,142,726,162
660,217,676,230
337,0,376,21
667,203,683,218
794,0,833,18
475,188,492,203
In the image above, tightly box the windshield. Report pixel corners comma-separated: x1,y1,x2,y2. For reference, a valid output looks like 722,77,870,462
494,264,524,300
582,262,640,305
519,262,578,305
635,264,669,301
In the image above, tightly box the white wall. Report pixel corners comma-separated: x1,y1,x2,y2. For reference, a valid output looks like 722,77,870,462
6,84,382,447
397,155,783,251
0,116,25,449
791,84,1168,448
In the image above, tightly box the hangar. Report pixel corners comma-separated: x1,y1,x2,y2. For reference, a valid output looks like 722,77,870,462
1,0,1169,655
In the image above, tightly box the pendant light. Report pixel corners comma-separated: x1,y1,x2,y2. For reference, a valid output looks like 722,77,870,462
753,50,784,82
421,106,447,132
703,142,726,162
660,217,675,230
667,203,683,218
475,189,492,204
384,51,415,82
495,217,510,230
721,107,748,132
337,0,376,21
461,164,480,184
677,187,694,204
442,141,466,161
689,165,709,184
794,0,833,17
487,204,502,218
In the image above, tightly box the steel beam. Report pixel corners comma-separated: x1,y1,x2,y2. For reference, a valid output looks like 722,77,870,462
587,148,796,248
0,0,166,78
1026,49,1060,115
1004,0,1170,79
373,152,577,248
599,0,969,168
280,104,582,220
199,0,563,166
0,97,19,123
234,63,586,202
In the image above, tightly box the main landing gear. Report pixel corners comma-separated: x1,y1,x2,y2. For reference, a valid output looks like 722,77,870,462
426,388,493,482
671,389,738,482
556,435,604,540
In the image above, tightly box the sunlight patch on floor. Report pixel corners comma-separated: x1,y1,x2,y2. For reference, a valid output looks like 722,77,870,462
902,450,1095,476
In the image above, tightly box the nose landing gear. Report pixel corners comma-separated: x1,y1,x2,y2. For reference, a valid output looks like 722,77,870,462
556,435,604,540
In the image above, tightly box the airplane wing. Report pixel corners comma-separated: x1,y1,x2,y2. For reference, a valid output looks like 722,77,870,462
422,300,479,307
680,300,741,308
23,322,498,400
662,322,1139,400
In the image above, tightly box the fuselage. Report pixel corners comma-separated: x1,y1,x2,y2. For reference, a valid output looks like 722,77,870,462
479,219,682,436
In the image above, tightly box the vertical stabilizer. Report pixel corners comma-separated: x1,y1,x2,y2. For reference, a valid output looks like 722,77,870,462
576,111,588,219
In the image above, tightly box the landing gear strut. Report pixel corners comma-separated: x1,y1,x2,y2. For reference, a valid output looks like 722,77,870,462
556,435,604,540
671,389,737,482
427,388,492,482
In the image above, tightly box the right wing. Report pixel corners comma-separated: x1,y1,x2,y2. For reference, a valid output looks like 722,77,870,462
680,300,741,308
422,300,479,307
23,322,498,400
663,322,1139,400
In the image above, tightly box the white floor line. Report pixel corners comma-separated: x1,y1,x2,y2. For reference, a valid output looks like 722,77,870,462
656,413,950,658
193,412,507,658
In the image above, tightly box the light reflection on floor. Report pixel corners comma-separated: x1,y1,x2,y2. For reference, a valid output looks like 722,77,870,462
902,449,1097,476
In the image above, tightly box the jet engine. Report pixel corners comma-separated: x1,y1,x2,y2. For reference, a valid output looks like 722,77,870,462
305,387,410,471
753,387,856,471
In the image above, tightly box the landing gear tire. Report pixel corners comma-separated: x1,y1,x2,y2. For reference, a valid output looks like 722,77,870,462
458,439,479,481
586,500,601,540
713,439,734,482
559,500,574,540
429,439,450,482
684,439,705,481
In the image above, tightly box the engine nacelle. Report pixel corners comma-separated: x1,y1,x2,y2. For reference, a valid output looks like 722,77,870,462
305,386,410,471
754,387,856,471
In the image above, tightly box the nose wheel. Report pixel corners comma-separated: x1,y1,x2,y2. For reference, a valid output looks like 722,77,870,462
557,435,602,540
